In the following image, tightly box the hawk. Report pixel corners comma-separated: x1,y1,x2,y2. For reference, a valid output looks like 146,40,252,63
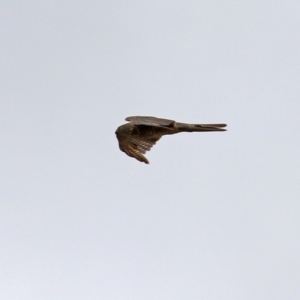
115,116,227,164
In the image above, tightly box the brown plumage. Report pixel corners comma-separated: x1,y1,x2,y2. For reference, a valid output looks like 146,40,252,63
115,116,227,164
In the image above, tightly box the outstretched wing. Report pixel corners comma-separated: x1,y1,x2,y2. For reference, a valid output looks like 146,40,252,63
119,125,171,164
125,116,175,127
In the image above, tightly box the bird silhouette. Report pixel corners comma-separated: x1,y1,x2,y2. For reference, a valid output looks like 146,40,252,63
115,116,227,164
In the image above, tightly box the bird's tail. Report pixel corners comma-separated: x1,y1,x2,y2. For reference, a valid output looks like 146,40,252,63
177,122,227,132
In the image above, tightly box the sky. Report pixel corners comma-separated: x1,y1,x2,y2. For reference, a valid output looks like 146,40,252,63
1,1,300,299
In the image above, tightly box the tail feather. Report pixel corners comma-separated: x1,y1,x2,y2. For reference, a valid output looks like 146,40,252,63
177,122,227,132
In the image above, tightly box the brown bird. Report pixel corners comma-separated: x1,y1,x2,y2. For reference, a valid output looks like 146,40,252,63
115,116,227,164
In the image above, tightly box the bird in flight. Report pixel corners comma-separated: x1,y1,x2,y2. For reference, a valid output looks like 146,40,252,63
115,116,227,164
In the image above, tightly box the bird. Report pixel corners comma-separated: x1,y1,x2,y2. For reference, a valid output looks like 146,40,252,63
115,116,227,164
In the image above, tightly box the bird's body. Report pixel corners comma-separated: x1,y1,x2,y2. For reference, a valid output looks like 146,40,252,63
115,116,227,164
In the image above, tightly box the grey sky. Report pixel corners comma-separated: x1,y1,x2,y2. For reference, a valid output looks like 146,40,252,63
1,1,300,299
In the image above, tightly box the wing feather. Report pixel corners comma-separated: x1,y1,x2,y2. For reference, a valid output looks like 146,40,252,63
120,125,170,164
125,116,175,127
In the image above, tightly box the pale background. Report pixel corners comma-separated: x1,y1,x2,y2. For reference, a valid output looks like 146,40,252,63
1,1,300,299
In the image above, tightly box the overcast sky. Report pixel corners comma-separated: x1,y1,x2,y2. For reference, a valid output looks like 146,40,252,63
1,1,300,299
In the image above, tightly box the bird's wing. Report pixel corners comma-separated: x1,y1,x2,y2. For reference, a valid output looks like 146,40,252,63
119,125,170,164
125,116,175,127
